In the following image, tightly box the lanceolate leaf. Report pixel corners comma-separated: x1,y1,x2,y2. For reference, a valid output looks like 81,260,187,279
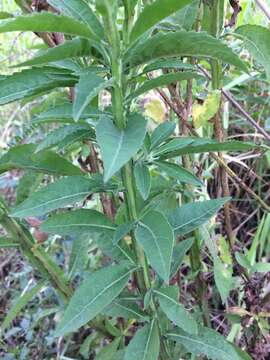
124,320,160,360
152,137,194,157
36,124,94,152
0,67,77,105
96,338,121,360
153,138,260,159
142,59,196,75
33,103,106,124
2,281,45,333
54,265,134,337
68,234,89,280
236,25,270,80
113,222,134,245
154,286,198,334
125,31,247,72
170,238,194,277
0,12,97,39
41,209,116,235
96,114,147,182
11,176,114,218
134,162,151,200
167,327,251,360
168,198,229,236
130,0,193,42
155,161,202,187
0,144,82,175
127,72,203,101
103,298,147,321
150,122,176,150
15,38,93,68
48,0,104,38
73,72,113,121
135,210,174,282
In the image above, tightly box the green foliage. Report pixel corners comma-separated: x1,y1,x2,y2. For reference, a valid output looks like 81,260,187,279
124,320,160,360
54,265,134,337
135,210,174,282
125,31,247,71
0,0,264,358
96,114,147,182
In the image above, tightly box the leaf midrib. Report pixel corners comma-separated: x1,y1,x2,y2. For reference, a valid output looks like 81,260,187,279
12,190,91,216
173,203,222,232
167,333,234,360
138,221,168,279
58,268,132,335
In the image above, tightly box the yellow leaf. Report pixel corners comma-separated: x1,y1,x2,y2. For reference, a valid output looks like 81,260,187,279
144,98,166,123
192,90,221,129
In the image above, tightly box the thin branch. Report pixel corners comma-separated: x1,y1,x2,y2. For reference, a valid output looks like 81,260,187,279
198,65,270,144
255,0,270,21
156,87,270,213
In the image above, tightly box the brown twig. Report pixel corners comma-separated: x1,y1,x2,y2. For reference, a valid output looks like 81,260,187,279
155,87,270,213
198,65,270,144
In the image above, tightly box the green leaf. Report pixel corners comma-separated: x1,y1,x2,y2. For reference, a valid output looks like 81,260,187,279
15,171,43,205
130,0,193,42
112,351,125,360
152,137,194,157
236,25,270,80
135,210,174,282
113,222,134,245
251,262,270,273
33,103,106,124
235,252,252,271
15,38,93,68
96,114,147,182
73,72,113,121
0,237,19,248
134,163,151,200
167,327,250,360
0,12,97,39
214,258,233,304
155,161,202,187
68,234,89,280
142,59,196,74
168,198,229,236
41,209,115,235
0,144,82,175
36,124,94,152
96,338,121,360
127,72,203,101
0,67,77,105
169,0,198,31
150,122,176,150
153,138,260,159
170,238,194,277
124,320,160,360
125,31,247,72
0,11,13,19
154,286,198,334
54,265,134,337
48,0,104,38
95,233,136,265
11,176,112,218
103,298,147,321
1,281,45,333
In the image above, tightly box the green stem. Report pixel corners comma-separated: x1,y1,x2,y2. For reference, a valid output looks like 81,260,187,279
101,3,151,294
0,202,72,301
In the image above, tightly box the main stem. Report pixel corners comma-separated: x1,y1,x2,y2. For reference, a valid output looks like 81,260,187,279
210,0,234,246
107,11,151,294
